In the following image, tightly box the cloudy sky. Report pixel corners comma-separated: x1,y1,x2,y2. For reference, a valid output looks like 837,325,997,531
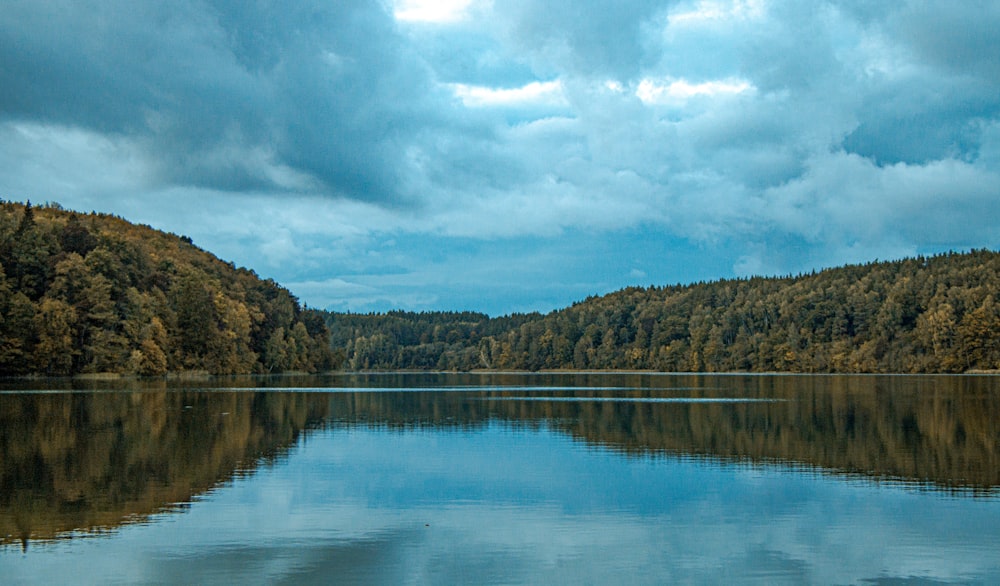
2,1,999,315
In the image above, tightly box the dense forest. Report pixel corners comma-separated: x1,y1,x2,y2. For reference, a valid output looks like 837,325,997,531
3,200,999,375
0,201,339,376
328,250,1000,373
328,310,540,370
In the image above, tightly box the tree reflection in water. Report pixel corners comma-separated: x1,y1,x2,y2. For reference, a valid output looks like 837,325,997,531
1,373,997,547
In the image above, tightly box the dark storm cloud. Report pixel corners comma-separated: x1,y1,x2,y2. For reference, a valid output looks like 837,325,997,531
2,0,999,314
492,0,674,79
878,0,1000,77
0,0,441,201
842,81,999,166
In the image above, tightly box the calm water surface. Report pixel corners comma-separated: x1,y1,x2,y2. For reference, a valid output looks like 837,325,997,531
1,373,999,584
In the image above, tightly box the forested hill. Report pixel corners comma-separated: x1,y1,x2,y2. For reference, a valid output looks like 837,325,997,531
0,201,339,376
5,200,997,376
329,250,1000,373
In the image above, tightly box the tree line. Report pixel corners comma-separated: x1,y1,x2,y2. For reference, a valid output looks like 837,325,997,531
327,310,539,370
0,201,339,376
327,250,1000,373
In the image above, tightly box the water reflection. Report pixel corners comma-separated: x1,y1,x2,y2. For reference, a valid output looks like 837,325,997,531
6,424,1000,584
484,375,1000,494
313,374,1000,493
0,386,330,548
1,373,998,552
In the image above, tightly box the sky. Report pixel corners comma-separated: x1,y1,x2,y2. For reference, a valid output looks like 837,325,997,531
1,0,999,316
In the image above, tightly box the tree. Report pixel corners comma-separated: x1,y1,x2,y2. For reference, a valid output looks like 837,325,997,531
263,327,291,373
957,296,1000,370
0,264,36,374
33,297,77,375
60,213,97,257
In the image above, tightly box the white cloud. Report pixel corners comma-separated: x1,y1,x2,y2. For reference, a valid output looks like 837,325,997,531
604,80,625,93
758,152,1000,262
635,77,753,104
393,0,477,23
450,80,567,108
669,0,766,25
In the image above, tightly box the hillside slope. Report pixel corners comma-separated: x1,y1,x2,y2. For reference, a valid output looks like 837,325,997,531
0,201,339,376
478,251,1000,373
328,251,1000,373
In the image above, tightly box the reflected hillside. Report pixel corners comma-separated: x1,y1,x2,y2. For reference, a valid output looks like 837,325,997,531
529,375,1000,492
321,375,999,493
2,374,997,548
0,386,329,548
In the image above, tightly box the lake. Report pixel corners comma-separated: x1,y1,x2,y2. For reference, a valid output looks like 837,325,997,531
1,373,999,584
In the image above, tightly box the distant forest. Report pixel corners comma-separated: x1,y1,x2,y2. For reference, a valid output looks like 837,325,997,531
0,201,338,376
2,201,999,376
327,250,1000,374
